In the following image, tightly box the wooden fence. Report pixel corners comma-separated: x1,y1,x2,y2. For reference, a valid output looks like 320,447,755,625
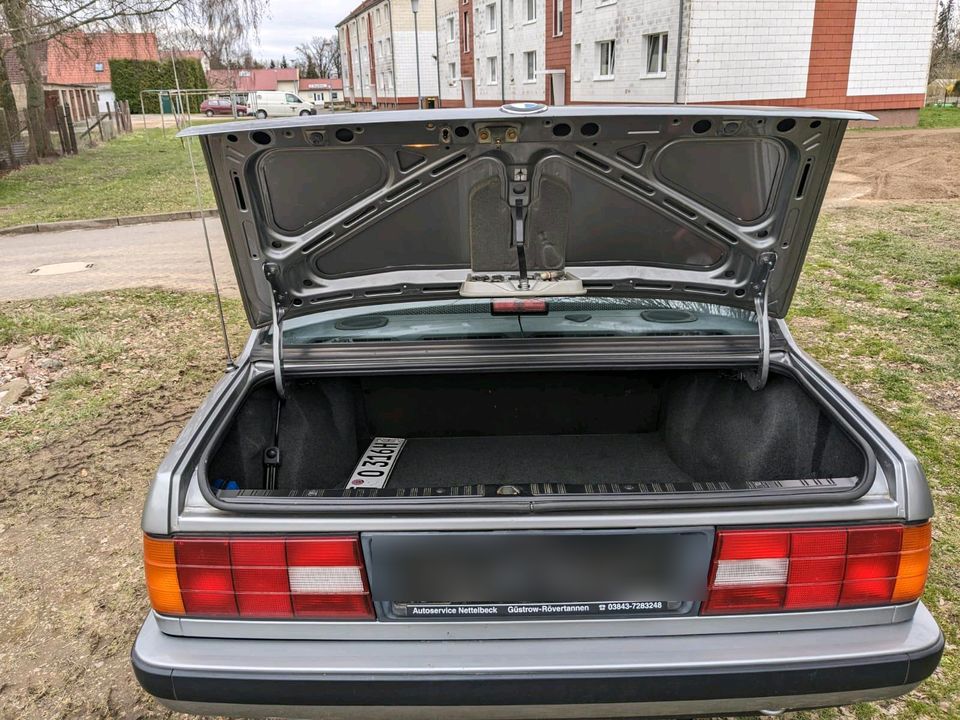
0,99,134,170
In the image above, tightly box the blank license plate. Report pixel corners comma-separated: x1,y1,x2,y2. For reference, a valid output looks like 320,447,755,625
363,529,713,620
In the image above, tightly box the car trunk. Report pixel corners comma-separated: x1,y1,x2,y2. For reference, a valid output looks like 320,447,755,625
207,368,868,504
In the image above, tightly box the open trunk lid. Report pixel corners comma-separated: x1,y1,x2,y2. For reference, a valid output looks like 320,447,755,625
180,104,872,328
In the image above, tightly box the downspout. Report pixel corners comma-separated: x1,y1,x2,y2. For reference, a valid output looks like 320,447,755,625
388,2,399,107
434,0,443,107
499,0,506,103
673,0,684,103
354,18,365,108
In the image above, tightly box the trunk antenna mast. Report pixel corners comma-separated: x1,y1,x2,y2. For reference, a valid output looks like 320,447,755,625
172,48,236,371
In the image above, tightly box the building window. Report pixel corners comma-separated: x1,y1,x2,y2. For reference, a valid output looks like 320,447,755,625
524,0,536,22
447,15,455,42
508,0,514,25
94,62,104,72
646,32,668,75
573,43,581,81
448,61,457,81
574,0,581,11
463,11,471,52
508,52,514,82
377,40,383,58
385,37,391,55
375,8,381,25
553,0,563,35
488,56,499,83
486,2,497,31
597,39,615,79
523,50,536,82
597,0,615,6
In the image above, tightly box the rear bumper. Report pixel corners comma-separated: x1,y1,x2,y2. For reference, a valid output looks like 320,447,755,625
133,605,942,719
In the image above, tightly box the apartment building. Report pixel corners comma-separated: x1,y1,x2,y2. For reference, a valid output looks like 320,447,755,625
337,0,463,108
337,0,937,125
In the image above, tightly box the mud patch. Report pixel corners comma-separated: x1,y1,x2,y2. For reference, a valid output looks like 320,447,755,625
827,128,960,206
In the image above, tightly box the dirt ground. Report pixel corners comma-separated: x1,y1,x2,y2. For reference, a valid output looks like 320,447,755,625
827,126,960,205
1,126,959,720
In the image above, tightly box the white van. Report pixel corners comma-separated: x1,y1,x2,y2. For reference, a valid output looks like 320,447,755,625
247,91,316,118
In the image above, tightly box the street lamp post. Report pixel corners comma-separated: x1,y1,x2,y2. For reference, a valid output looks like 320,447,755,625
433,0,442,108
411,0,423,109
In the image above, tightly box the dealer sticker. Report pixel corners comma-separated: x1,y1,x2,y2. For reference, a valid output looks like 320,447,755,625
347,437,406,489
392,601,680,619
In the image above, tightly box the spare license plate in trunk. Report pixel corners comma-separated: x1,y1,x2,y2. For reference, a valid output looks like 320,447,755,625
363,529,713,620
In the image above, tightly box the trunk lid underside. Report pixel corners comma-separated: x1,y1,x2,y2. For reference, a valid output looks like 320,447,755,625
180,105,872,328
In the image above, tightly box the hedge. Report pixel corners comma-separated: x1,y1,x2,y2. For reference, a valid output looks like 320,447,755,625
109,58,208,113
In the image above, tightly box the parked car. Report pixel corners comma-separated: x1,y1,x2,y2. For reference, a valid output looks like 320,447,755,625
132,105,942,719
247,90,316,118
199,97,247,117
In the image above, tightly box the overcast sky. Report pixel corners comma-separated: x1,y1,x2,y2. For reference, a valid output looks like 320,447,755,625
252,0,357,63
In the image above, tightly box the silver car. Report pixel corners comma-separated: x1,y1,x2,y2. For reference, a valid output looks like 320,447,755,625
132,105,942,719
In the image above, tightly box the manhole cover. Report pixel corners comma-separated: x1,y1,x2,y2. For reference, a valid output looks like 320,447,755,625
29,262,94,276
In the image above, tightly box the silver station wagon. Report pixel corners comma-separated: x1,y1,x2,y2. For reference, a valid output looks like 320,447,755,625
132,105,942,719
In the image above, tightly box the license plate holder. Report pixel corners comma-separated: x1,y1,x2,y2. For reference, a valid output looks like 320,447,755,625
363,529,713,621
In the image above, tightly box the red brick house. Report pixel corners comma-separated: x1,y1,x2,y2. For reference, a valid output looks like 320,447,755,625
45,32,160,113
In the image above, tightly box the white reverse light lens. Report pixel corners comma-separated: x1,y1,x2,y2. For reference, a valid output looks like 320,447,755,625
288,566,366,594
713,558,789,587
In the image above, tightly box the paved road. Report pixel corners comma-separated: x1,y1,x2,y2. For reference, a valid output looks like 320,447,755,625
0,219,239,301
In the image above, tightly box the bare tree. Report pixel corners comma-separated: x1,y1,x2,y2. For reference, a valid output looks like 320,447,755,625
293,34,340,79
328,33,340,78
0,0,267,161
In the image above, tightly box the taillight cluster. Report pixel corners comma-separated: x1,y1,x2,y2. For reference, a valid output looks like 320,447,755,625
703,523,931,614
143,535,374,619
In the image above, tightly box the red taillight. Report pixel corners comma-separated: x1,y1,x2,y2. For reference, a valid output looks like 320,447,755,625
144,535,374,620
703,523,931,615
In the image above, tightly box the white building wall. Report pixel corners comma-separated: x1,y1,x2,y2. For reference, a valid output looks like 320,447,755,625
437,0,464,102
682,0,816,103
473,0,547,102
338,26,354,102
570,0,678,103
343,20,374,102
391,1,441,100
370,1,394,103
846,0,937,97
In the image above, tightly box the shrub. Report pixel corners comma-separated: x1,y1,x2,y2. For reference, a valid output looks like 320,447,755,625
108,58,208,113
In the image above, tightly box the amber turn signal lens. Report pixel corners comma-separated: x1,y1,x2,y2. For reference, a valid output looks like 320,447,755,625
892,522,932,603
143,535,185,615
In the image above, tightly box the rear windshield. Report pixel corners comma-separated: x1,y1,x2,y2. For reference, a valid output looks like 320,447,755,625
280,298,757,345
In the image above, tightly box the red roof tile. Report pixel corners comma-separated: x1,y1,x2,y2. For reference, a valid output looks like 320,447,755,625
207,68,300,92
46,32,160,86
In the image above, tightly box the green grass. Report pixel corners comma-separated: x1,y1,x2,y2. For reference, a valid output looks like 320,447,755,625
1,204,960,717
919,104,960,128
0,128,215,228
787,202,960,718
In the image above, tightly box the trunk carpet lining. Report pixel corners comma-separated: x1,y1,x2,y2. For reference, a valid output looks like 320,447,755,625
353,433,702,489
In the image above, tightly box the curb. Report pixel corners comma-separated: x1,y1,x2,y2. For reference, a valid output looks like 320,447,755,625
0,209,219,236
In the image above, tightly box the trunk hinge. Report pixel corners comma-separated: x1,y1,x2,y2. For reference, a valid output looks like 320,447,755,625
741,252,777,391
263,262,287,400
